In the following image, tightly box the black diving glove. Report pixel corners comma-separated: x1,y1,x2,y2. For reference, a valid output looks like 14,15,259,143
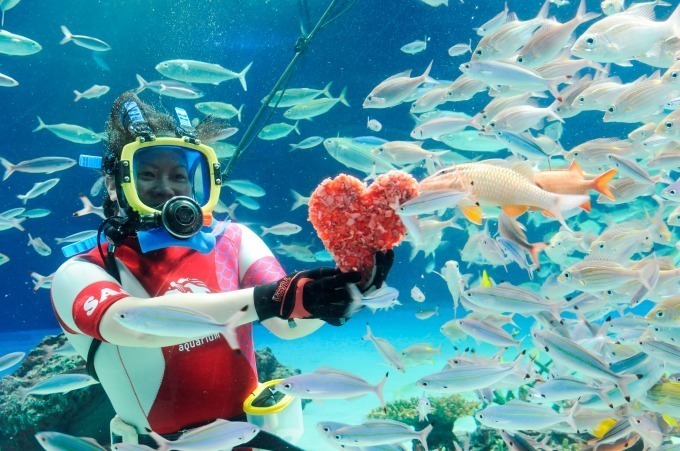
253,267,362,324
360,249,395,294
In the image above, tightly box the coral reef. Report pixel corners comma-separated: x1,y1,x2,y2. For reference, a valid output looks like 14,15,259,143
367,393,586,451
0,333,300,450
367,393,479,450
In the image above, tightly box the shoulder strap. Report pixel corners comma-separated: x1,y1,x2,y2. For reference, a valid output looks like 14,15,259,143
86,247,122,382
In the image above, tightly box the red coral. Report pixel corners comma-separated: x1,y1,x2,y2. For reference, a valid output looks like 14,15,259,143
308,171,419,281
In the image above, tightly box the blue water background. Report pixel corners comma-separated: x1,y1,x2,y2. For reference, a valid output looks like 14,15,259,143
0,0,673,363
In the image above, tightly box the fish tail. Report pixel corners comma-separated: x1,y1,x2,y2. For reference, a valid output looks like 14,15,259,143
668,2,680,35
536,0,550,20
290,189,307,211
17,194,27,205
420,60,434,83
73,90,82,102
17,386,28,403
0,157,15,181
615,373,643,403
565,400,581,433
638,261,660,291
597,386,615,409
418,423,434,450
362,323,373,341
339,86,350,107
13,217,26,232
59,25,72,45
576,0,601,23
237,104,244,122
529,241,548,268
592,168,617,200
146,428,170,451
260,226,269,236
223,305,249,354
293,121,300,135
321,81,333,98
374,371,389,411
33,116,46,132
547,101,564,123
237,62,253,91
134,74,147,94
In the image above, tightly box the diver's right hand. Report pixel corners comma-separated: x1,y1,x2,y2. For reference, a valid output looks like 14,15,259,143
253,268,362,323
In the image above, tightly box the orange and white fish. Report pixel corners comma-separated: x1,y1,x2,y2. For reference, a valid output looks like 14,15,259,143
419,161,589,228
533,161,616,211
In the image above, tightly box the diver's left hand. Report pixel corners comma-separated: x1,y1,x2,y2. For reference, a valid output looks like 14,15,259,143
360,249,395,294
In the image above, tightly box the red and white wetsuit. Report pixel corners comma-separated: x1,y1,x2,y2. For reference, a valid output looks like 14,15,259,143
50,222,286,435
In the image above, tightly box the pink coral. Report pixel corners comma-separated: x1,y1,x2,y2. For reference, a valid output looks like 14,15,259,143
308,171,419,281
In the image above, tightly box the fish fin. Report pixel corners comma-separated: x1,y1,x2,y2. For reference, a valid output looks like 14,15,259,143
460,205,483,224
662,414,678,427
59,26,72,45
0,157,16,181
322,81,333,98
580,200,592,212
237,62,253,91
529,242,547,268
420,60,434,82
338,87,350,107
135,74,147,94
33,116,46,132
501,205,529,217
593,418,617,438
375,371,389,411
592,168,616,200
568,160,584,177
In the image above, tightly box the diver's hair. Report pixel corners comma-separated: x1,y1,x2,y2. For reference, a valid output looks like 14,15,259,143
102,91,178,218
101,91,228,218
104,91,177,160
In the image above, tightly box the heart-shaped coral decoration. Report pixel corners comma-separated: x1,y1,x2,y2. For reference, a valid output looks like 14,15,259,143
308,171,419,280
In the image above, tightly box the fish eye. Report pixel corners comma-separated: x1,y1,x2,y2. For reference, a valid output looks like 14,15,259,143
672,72,679,79
476,49,483,56
463,63,471,70
517,56,524,63
563,272,571,279
657,310,665,317
573,151,579,157
598,243,605,249
586,37,596,46
488,121,496,128
665,121,674,129
421,381,429,387
377,147,384,153
605,289,613,295
367,95,373,101
608,106,615,113
578,96,585,103
322,426,331,432
283,383,292,389
478,414,484,419
670,189,677,195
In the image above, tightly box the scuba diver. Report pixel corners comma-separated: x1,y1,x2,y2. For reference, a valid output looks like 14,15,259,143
50,91,393,449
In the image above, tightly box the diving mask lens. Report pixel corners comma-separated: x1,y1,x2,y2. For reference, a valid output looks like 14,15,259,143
132,145,212,211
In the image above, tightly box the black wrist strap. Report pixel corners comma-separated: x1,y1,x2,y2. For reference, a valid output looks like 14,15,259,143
253,283,278,321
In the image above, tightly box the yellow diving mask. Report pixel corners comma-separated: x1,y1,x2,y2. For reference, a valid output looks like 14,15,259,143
118,136,221,238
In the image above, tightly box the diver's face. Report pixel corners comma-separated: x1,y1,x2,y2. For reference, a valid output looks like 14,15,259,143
135,150,191,209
